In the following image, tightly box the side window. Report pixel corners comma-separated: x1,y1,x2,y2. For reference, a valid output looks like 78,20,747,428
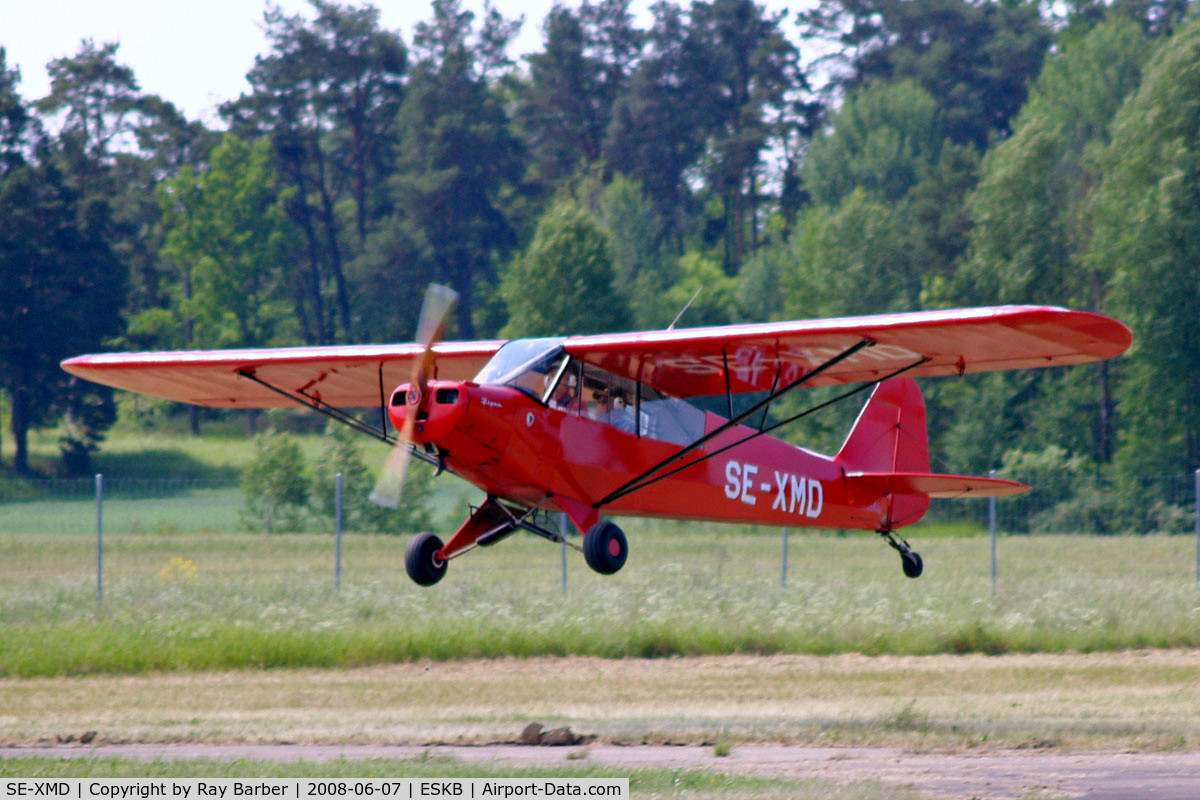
639,384,705,445
579,363,638,433
567,362,705,445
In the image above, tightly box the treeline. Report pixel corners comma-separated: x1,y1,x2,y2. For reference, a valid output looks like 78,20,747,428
2,0,1199,487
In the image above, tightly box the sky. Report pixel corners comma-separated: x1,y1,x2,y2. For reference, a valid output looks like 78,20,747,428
0,0,648,124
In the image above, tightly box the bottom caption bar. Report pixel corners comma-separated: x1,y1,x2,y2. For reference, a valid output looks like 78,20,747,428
0,780,629,800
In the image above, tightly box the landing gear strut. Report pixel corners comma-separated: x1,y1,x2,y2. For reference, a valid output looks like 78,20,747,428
402,498,633,586
878,527,923,579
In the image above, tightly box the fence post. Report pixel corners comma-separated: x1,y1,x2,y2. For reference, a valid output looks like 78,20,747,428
1194,469,1199,586
989,469,997,597
781,527,788,588
335,471,343,592
560,512,568,596
95,473,103,606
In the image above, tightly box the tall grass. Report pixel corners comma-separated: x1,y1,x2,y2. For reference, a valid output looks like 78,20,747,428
1,525,1197,676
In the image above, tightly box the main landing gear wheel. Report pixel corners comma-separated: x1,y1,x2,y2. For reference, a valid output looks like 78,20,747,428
583,520,628,575
405,531,447,586
900,549,923,579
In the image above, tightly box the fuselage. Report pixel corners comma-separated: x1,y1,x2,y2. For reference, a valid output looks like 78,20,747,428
392,377,898,534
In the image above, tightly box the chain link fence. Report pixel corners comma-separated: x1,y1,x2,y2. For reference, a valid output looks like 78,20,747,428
0,477,244,535
926,472,1197,535
3,471,1198,537
1,470,1198,606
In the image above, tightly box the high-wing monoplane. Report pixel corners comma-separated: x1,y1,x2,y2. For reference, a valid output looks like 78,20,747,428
62,292,1130,585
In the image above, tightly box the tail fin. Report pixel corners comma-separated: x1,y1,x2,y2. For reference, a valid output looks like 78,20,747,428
836,378,1030,529
836,377,931,529
836,377,930,475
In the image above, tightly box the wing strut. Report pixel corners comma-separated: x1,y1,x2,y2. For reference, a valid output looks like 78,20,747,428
237,369,393,443
594,357,930,506
235,369,445,471
593,339,873,507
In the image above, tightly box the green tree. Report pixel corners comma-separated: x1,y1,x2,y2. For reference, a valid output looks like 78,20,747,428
499,196,629,337
31,40,209,372
801,0,1051,147
735,228,790,322
663,250,739,328
1059,0,1190,41
0,50,34,463
311,423,433,534
903,141,979,283
117,97,218,351
933,19,1151,467
362,0,525,341
224,0,408,343
781,189,918,320
597,174,675,329
241,430,310,533
0,48,37,176
35,40,146,200
517,0,640,192
146,134,300,352
803,79,943,208
0,162,124,474
1089,15,1200,473
6,45,138,474
686,0,806,271
955,19,1150,308
604,3,710,237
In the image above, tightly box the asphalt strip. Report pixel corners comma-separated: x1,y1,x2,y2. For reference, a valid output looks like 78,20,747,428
4,743,1200,800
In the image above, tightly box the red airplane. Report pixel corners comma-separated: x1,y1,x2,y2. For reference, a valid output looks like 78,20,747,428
62,290,1130,586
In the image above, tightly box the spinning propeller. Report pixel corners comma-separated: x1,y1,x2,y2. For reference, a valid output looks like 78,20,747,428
369,284,458,509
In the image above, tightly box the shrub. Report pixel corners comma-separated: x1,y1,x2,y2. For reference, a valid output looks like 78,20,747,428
311,423,434,535
240,431,309,533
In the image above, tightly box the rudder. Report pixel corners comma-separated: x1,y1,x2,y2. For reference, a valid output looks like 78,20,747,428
835,377,930,527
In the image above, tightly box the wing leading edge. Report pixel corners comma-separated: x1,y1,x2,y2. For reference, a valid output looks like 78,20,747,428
60,341,504,408
61,306,1129,409
563,305,1130,398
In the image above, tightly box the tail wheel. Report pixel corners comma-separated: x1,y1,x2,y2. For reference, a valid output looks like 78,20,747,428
901,549,923,579
583,520,628,575
405,531,448,586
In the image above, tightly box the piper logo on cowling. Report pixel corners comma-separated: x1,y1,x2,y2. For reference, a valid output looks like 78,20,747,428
723,460,822,518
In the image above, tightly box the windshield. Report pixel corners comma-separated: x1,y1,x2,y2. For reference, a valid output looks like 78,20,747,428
474,338,567,400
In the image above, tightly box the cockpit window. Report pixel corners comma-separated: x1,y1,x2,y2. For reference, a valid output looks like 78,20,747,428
574,362,705,445
474,337,568,401
476,340,707,444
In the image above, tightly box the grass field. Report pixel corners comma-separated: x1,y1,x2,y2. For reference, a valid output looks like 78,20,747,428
0,521,1197,676
2,651,1196,751
3,426,1199,685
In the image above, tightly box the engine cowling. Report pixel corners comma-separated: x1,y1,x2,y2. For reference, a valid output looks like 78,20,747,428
387,379,469,443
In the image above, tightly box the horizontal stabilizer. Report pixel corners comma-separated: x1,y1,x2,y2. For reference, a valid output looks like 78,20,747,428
846,471,1030,499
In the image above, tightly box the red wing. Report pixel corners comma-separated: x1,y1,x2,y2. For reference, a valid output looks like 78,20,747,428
60,341,504,408
564,305,1130,398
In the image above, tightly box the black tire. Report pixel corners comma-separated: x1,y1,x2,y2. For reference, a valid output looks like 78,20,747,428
405,532,447,586
583,520,628,575
901,550,923,579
